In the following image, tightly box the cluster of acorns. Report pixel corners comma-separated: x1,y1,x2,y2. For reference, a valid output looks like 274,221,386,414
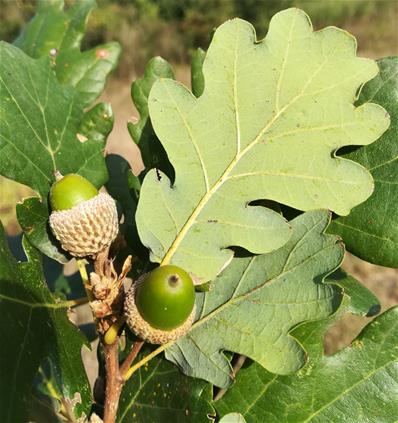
49,173,196,344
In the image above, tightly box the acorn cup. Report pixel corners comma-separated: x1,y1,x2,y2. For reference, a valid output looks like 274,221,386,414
49,172,119,258
124,265,196,344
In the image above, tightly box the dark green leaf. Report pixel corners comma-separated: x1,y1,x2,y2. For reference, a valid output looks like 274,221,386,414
44,258,84,299
16,198,69,263
117,346,215,423
28,390,63,423
106,154,138,226
105,154,149,261
216,306,398,423
191,48,206,97
14,0,120,107
166,211,343,388
0,42,108,260
0,223,91,422
29,359,67,422
0,42,107,198
6,232,85,298
329,57,398,267
326,268,381,317
128,57,174,178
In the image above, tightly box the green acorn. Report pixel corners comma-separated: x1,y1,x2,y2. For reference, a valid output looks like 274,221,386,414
124,265,196,344
49,173,118,258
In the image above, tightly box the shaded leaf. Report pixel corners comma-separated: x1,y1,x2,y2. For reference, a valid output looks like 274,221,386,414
329,57,398,267
29,360,67,422
128,56,174,178
0,223,91,422
6,232,85,298
29,389,63,423
326,268,381,317
137,9,389,283
106,154,139,226
166,211,343,388
14,0,120,107
79,102,114,142
117,345,215,423
191,48,206,97
16,198,69,263
105,154,147,260
216,306,398,423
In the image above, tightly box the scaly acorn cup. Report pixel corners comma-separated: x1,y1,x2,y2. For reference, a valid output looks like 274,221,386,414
124,265,196,344
49,172,119,258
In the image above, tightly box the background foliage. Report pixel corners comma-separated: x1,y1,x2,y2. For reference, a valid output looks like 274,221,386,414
1,0,397,77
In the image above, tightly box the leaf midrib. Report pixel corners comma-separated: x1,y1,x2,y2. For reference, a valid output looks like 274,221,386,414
331,220,397,244
0,293,75,309
160,30,361,268
119,360,162,421
0,76,56,174
179,241,338,346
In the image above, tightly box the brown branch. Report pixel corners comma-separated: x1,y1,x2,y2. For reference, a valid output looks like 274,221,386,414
103,341,123,423
120,340,145,377
88,250,134,422
213,354,247,402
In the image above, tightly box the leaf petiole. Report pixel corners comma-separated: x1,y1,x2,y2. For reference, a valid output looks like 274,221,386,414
120,340,145,375
123,342,170,381
64,297,89,308
76,259,94,302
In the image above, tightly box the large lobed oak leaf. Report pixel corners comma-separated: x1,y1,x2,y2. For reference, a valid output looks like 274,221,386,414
136,9,389,283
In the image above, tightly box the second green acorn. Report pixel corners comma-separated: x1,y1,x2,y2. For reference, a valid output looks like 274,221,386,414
125,265,196,344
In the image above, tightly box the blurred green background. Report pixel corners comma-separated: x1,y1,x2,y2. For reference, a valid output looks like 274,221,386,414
1,0,397,78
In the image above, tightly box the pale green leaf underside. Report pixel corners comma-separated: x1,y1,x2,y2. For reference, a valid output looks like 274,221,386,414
165,210,343,388
219,413,247,423
137,8,389,282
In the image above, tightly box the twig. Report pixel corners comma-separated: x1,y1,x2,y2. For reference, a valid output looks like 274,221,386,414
103,341,123,423
77,251,135,422
64,297,89,308
120,340,145,377
213,354,247,402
